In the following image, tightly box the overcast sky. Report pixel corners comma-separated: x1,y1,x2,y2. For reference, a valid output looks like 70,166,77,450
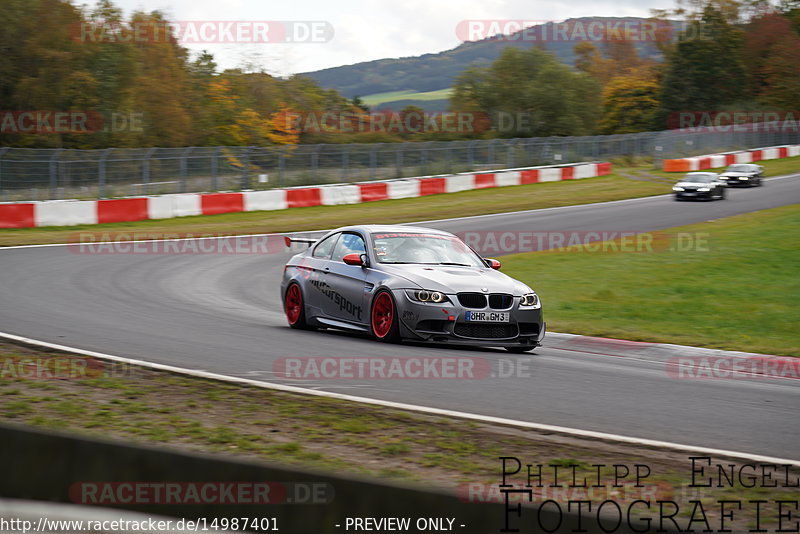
91,0,676,76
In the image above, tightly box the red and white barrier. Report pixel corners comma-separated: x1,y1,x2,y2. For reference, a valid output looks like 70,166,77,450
663,144,800,172
0,162,612,229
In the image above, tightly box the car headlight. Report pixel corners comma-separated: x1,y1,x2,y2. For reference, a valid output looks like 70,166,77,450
406,289,449,303
739,177,747,180
697,187,710,192
673,186,684,191
520,293,539,307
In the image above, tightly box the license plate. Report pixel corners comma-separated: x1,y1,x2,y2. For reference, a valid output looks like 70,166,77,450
464,311,510,322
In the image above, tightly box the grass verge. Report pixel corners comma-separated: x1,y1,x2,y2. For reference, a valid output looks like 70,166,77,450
2,157,797,248
503,204,800,356
0,338,796,531
1,171,667,247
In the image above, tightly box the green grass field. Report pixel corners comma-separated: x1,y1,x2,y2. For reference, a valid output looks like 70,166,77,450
503,204,800,356
361,88,453,107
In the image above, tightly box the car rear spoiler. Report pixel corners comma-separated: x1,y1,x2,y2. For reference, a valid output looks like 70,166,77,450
283,236,317,248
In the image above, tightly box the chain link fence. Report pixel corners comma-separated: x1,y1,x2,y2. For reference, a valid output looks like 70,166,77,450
0,127,796,201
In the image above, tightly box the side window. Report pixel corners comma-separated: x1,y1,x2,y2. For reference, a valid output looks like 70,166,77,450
312,233,339,259
332,233,366,262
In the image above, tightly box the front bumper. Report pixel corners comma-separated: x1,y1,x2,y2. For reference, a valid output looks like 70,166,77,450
675,190,714,199
393,290,545,348
720,176,754,186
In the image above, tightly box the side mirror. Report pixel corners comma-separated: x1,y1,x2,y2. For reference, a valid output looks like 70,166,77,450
343,253,365,266
485,258,501,270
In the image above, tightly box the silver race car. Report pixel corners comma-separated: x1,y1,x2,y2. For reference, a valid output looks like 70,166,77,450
281,225,545,352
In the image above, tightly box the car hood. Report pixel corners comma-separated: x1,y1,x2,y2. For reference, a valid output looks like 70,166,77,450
377,264,530,294
675,181,710,188
720,172,752,177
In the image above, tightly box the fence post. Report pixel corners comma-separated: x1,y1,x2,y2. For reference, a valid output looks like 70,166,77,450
211,147,219,191
0,147,9,197
365,145,374,180
180,147,192,193
278,146,286,186
310,144,319,174
395,144,403,178
98,148,112,198
48,149,63,200
445,144,453,173
341,145,349,181
142,147,156,194
241,146,252,190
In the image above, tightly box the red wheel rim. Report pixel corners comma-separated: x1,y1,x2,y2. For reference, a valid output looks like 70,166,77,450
371,292,394,338
285,284,302,325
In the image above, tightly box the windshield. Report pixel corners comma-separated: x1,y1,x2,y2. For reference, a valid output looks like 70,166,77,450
683,174,713,183
727,164,752,172
370,232,485,267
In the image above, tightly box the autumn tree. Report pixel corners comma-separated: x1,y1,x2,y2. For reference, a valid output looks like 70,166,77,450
574,42,612,85
598,74,661,133
658,4,750,125
451,47,601,137
743,12,800,108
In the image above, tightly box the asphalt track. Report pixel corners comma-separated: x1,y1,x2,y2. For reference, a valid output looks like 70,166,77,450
1,174,799,459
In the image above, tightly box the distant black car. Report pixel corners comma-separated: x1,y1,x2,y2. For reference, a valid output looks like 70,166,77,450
673,172,726,201
719,164,763,187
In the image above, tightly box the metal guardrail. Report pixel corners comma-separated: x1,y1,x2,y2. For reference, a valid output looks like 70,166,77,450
0,127,796,201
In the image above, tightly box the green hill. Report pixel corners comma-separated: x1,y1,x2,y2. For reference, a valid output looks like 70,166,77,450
302,17,681,104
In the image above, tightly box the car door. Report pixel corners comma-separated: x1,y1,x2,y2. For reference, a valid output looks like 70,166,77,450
322,232,370,325
302,232,340,317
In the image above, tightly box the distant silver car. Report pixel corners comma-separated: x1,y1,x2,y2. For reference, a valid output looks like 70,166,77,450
281,225,545,352
719,164,763,187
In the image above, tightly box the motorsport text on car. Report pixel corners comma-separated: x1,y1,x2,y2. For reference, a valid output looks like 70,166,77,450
281,225,545,352
673,172,726,201
719,163,764,187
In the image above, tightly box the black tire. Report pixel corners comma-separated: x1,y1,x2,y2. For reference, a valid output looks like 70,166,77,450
370,290,401,343
674,196,682,201
718,188,726,200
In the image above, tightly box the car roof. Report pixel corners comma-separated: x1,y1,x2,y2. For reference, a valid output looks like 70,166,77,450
331,224,456,237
